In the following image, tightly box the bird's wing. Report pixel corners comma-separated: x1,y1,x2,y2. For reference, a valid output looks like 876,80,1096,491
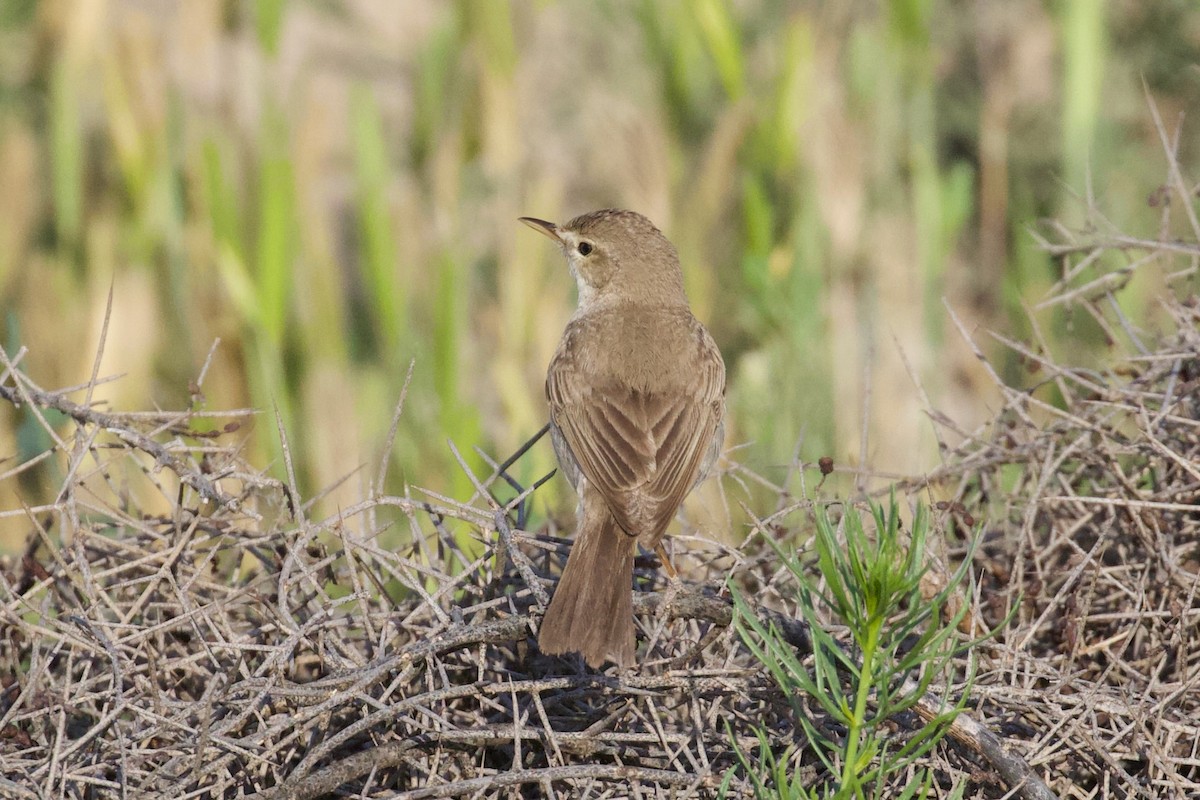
547,331,725,539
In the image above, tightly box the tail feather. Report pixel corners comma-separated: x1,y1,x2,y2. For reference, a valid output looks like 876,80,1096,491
538,510,636,668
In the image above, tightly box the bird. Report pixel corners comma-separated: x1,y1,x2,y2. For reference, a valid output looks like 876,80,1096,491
519,209,726,668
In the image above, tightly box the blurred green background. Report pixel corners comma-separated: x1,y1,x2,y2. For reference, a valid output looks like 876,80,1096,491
1,0,1197,549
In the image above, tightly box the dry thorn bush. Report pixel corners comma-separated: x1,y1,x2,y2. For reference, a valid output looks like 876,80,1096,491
2,124,1199,797
3,285,1196,798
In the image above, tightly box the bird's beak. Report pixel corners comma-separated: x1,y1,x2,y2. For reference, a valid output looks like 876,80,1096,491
519,216,563,245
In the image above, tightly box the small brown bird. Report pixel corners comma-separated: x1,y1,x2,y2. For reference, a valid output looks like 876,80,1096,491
520,209,726,668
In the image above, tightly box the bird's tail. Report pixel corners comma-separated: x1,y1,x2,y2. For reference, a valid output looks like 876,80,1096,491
538,507,637,668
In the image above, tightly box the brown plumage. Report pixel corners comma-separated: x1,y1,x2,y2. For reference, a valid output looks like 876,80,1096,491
520,209,726,668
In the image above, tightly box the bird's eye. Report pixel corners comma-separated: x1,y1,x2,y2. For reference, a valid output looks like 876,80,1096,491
577,241,594,256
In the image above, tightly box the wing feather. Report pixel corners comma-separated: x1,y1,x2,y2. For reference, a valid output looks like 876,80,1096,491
547,319,724,540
